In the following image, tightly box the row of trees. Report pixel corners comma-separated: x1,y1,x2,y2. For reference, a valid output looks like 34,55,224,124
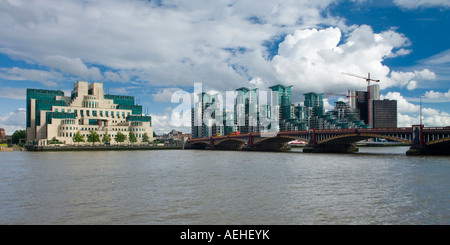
73,130,150,145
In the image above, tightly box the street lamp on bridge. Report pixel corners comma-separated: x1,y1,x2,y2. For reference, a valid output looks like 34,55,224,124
420,94,425,126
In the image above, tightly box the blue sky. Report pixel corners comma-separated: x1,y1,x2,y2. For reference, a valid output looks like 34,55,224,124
0,0,449,134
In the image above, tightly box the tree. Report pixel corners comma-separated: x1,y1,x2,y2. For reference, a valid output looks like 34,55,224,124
114,132,126,145
72,131,85,144
87,130,100,145
142,132,150,143
11,129,26,145
11,129,26,144
102,130,111,144
129,132,137,144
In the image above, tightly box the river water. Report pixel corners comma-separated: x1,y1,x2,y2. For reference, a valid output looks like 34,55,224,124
0,147,449,225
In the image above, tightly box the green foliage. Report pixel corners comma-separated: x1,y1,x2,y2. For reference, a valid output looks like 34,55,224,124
129,132,137,143
72,131,85,144
87,130,100,144
102,130,111,144
142,132,149,143
11,129,26,144
49,138,64,144
114,132,126,144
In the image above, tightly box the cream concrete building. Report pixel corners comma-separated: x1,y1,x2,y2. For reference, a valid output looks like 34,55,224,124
26,81,153,145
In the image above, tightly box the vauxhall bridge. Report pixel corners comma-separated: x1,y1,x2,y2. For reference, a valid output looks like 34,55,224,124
187,125,450,155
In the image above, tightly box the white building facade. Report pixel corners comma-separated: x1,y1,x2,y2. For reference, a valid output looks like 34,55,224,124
26,81,153,145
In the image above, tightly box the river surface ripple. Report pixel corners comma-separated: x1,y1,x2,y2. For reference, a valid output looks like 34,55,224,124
0,147,449,224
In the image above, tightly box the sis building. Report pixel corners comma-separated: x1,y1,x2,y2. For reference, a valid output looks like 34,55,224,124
26,81,153,145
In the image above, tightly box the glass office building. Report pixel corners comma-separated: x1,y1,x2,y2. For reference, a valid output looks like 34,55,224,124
26,81,153,145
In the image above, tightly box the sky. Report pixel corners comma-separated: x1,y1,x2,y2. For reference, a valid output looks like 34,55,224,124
0,0,449,135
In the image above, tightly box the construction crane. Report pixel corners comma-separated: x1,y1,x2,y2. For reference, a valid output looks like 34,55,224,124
342,72,380,85
326,91,359,104
342,72,380,127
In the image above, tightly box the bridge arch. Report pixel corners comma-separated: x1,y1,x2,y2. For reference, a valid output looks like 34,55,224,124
317,133,411,145
189,141,210,149
215,138,247,145
426,137,450,146
253,135,306,145
213,138,247,150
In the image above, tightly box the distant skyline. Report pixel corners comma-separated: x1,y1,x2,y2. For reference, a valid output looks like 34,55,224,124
0,0,449,134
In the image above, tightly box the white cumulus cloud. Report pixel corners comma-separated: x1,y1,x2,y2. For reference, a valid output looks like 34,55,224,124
43,55,102,81
269,25,434,99
387,69,436,90
424,89,450,102
0,108,26,135
0,67,61,87
150,107,191,135
381,92,450,127
152,88,184,103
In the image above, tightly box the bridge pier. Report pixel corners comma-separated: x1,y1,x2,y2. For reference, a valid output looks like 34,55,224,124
406,143,450,156
405,125,450,156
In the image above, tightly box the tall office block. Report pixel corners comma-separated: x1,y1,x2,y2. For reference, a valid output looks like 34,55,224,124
373,100,397,128
191,92,224,138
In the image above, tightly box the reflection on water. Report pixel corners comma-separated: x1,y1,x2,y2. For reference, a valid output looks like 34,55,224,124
0,148,449,224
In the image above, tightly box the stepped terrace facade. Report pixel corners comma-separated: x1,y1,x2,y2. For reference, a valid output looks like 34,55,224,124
26,81,153,145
